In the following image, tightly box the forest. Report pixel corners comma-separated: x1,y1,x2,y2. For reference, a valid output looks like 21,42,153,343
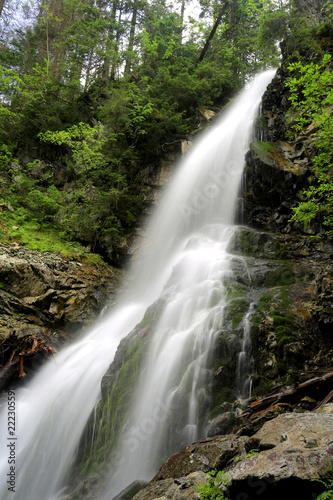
0,0,320,265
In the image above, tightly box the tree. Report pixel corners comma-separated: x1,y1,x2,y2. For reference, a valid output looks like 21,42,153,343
197,2,228,63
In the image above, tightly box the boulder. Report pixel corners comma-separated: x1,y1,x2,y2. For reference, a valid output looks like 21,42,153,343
132,473,206,500
129,405,333,500
228,406,333,499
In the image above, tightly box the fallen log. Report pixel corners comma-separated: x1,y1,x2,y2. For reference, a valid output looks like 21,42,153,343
240,370,333,419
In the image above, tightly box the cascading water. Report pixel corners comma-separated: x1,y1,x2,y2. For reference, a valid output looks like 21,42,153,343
0,69,275,500
236,303,255,400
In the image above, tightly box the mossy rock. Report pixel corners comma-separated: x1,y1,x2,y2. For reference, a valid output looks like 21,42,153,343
226,298,251,329
265,263,295,287
79,323,151,476
250,141,280,164
229,228,274,258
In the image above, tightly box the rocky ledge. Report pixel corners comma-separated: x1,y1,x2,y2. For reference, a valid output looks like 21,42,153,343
130,403,333,500
0,243,122,390
64,402,333,500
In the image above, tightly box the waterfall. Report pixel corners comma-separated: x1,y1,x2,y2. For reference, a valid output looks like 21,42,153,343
0,69,275,500
236,303,255,401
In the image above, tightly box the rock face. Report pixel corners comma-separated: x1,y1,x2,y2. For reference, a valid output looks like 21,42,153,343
127,404,333,500
0,243,122,389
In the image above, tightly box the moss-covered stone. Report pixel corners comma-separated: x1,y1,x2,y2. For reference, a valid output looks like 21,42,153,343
265,263,295,287
226,298,251,329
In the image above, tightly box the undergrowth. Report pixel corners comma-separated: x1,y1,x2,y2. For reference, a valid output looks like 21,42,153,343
0,206,104,265
197,470,230,500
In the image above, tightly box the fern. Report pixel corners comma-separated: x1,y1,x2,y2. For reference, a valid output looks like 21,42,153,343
197,469,230,500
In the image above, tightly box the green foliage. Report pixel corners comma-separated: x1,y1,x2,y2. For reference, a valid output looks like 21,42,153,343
312,477,333,499
0,0,289,260
257,5,288,61
197,469,230,500
25,188,60,222
286,54,333,236
245,448,260,459
37,122,145,254
38,122,118,183
0,145,12,170
0,202,103,264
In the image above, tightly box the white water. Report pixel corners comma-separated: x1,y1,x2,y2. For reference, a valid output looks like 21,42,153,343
236,303,255,400
0,70,275,500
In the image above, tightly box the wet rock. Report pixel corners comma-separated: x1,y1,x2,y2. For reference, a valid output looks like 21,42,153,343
152,435,248,481
206,412,237,437
132,474,204,500
113,480,147,500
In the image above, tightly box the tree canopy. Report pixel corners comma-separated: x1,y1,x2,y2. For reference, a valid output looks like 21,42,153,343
0,0,298,262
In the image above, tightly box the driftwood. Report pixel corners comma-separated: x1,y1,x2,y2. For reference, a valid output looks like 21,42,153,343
240,370,333,419
0,334,56,391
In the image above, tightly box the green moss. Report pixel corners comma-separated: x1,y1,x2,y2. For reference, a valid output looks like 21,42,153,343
265,264,295,287
254,115,269,131
224,279,246,301
80,334,147,476
0,205,105,265
227,298,250,329
256,293,274,313
251,379,274,397
274,241,287,259
273,314,290,327
233,231,256,256
276,361,287,375
250,141,280,164
210,387,235,418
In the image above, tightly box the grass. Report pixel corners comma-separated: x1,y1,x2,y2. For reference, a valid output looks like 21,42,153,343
0,207,105,265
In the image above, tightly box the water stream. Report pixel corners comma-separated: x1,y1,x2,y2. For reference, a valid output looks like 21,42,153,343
0,69,275,500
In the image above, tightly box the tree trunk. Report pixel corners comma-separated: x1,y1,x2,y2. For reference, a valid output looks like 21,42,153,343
198,2,228,64
101,0,118,81
0,0,6,17
180,0,185,43
124,0,138,75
